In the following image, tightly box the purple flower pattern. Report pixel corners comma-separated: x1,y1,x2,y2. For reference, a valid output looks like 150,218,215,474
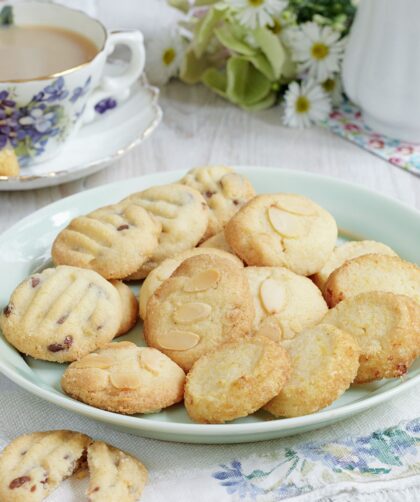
94,97,117,115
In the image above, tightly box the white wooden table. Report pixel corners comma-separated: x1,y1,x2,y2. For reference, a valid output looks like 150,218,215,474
1,81,419,234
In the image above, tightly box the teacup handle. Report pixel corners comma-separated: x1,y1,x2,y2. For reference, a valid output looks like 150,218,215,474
81,30,145,124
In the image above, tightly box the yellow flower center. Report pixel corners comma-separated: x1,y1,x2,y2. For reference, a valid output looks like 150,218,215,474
270,19,282,34
162,48,176,66
322,79,335,93
248,0,264,7
295,96,310,114
311,42,329,60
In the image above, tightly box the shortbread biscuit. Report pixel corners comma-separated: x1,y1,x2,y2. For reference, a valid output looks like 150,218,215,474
87,441,147,502
324,254,420,307
180,165,255,239
122,184,209,279
144,254,254,371
184,337,291,423
323,292,420,383
61,341,185,414
264,324,360,417
139,247,243,320
312,240,397,291
245,267,328,339
52,202,161,280
0,430,91,502
199,231,237,254
225,194,337,275
111,281,138,337
0,266,121,362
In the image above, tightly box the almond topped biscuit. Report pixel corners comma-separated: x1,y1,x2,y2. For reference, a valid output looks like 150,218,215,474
144,254,254,371
265,324,360,418
123,183,209,280
324,254,420,307
245,266,328,340
312,240,397,291
61,341,185,414
199,231,237,254
0,266,121,362
180,165,255,239
323,292,420,383
225,193,337,275
139,247,242,320
184,336,291,423
51,202,161,280
0,430,91,502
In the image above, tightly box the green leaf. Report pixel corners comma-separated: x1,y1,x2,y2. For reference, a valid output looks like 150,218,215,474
226,57,272,106
243,53,275,81
281,47,297,80
201,68,227,98
0,6,13,26
180,48,213,84
214,25,255,56
194,7,225,58
253,28,285,79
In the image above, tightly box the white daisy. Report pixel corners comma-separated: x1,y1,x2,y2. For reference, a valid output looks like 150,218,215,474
145,30,186,86
283,80,331,129
322,76,343,106
287,22,346,82
227,0,288,30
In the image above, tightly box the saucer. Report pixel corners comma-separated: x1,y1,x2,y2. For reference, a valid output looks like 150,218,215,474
0,69,162,191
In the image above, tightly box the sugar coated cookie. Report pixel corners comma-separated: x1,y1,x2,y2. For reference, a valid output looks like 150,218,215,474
52,202,161,279
184,336,291,423
199,231,237,254
264,324,360,417
139,247,243,320
225,193,337,275
0,266,121,362
245,266,328,339
312,240,397,291
180,165,255,239
144,254,254,371
123,184,209,279
323,292,420,383
324,254,420,307
0,430,91,502
61,341,185,414
110,281,138,337
87,441,147,502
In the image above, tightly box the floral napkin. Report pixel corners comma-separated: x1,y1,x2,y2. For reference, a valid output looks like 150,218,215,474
322,100,420,176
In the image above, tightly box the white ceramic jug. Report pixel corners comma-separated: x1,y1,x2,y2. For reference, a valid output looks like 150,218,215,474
342,0,420,143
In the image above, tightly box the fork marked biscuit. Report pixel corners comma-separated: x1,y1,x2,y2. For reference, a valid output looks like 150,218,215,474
0,430,91,502
87,441,147,502
123,183,209,279
61,341,185,414
144,254,254,371
184,336,291,423
0,266,121,362
139,247,243,320
180,165,255,239
52,202,161,280
324,254,420,307
245,266,328,339
264,324,360,417
225,194,337,275
110,281,138,337
323,292,420,383
312,240,397,291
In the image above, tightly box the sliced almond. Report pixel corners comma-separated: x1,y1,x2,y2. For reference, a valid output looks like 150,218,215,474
267,206,308,238
110,369,142,390
138,349,163,374
173,302,212,324
184,269,220,292
276,196,316,216
157,330,200,351
257,319,283,342
260,278,287,314
75,354,114,369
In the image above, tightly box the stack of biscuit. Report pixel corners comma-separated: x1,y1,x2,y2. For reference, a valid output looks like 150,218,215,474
1,165,420,426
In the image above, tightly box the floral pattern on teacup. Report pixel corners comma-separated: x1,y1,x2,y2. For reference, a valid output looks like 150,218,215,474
0,76,92,166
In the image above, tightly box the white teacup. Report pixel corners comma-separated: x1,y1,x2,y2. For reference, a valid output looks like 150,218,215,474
0,2,145,166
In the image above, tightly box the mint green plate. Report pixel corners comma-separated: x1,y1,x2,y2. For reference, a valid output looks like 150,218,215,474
0,167,419,444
